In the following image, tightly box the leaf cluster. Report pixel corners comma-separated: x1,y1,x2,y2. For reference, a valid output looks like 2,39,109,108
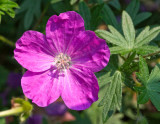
0,0,19,22
135,56,160,111
95,11,160,56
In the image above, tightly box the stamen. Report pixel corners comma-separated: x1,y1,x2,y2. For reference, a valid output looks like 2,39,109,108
54,53,71,70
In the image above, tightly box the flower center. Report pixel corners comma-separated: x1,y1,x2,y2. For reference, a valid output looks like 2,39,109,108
54,53,71,70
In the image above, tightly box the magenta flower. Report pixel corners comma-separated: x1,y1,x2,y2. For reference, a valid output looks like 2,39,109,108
14,11,110,110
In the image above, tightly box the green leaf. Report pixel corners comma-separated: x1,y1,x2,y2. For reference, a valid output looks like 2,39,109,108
24,9,34,30
122,11,135,48
148,65,160,83
51,0,62,4
108,25,127,45
120,52,136,71
139,56,149,84
134,12,152,26
110,46,131,55
137,58,160,110
79,1,91,30
96,10,159,56
95,30,126,47
70,0,77,5
126,0,140,20
0,0,19,22
135,45,160,55
99,71,122,122
138,89,149,104
17,0,42,29
135,26,150,44
135,26,160,47
101,4,119,30
96,72,113,88
90,3,104,30
109,0,121,11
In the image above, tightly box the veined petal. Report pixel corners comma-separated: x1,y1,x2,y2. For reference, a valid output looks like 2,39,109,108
61,65,99,110
21,70,62,107
46,11,85,53
14,31,57,72
68,31,110,72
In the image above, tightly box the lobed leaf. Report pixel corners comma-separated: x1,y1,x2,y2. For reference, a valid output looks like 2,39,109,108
135,26,150,44
135,45,160,55
135,26,160,47
96,72,113,88
138,56,149,84
110,46,131,55
99,71,122,122
101,4,119,30
122,11,135,48
108,25,127,46
17,0,42,29
95,30,126,47
0,0,19,22
137,58,160,110
138,89,149,104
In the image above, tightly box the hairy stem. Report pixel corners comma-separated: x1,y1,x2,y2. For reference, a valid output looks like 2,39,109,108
0,35,15,47
0,107,24,117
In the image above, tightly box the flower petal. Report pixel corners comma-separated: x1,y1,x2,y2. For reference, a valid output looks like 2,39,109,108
68,31,110,72
46,11,85,53
21,70,62,107
14,31,57,72
61,65,99,110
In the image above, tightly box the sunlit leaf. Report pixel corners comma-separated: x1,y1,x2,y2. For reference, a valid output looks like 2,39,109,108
122,11,135,48
135,26,160,47
0,0,19,22
99,71,122,122
95,30,126,47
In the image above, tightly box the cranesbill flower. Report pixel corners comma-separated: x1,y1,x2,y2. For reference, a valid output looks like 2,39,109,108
14,11,110,110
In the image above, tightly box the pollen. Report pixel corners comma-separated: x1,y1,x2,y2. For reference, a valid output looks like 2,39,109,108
54,53,71,70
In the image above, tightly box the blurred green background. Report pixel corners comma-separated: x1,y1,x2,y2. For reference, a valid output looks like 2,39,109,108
0,0,160,124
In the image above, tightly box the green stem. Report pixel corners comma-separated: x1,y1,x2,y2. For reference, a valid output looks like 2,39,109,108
135,50,160,60
0,107,24,117
0,35,15,47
